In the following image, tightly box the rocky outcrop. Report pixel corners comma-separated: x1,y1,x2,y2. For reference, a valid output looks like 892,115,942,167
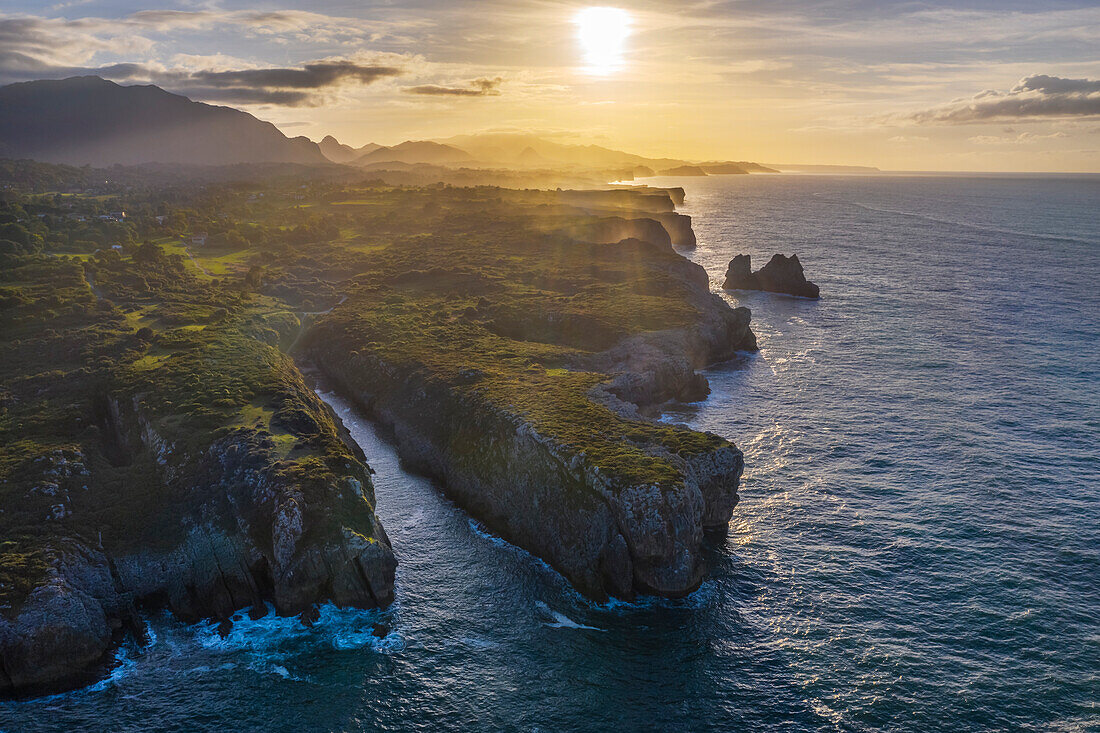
658,165,708,176
722,253,820,299
582,217,672,248
303,237,757,602
650,212,697,248
557,189,676,212
550,212,695,249
0,392,395,696
308,321,750,600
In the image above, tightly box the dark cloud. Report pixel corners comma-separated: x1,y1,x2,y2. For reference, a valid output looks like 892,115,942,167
167,86,316,106
405,77,502,97
903,74,1100,124
187,62,402,90
0,10,407,105
0,54,404,106
1014,75,1100,95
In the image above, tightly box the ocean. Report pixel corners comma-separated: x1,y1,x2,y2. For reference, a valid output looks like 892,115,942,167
4,174,1098,732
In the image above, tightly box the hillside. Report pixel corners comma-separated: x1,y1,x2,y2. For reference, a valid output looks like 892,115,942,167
439,132,689,169
354,140,472,166
318,135,383,164
0,77,328,167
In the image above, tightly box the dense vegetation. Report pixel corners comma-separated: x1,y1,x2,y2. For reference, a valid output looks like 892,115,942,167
0,212,380,614
1,158,744,632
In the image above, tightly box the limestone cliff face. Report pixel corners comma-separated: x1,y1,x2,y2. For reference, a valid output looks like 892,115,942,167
303,249,756,601
651,212,697,248
582,213,697,249
308,344,744,600
0,397,395,695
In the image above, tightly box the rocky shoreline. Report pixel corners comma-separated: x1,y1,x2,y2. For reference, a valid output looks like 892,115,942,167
0,253,395,696
1,179,752,694
0,385,395,696
302,221,757,600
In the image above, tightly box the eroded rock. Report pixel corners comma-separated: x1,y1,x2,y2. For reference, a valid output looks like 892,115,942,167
722,253,820,298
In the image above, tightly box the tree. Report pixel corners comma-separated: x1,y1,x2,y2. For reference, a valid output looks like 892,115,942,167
243,265,264,291
133,242,166,265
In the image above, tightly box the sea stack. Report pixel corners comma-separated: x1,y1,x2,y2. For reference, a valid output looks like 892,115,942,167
722,254,820,299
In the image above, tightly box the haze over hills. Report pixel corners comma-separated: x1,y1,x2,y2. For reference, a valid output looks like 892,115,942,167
354,140,472,166
318,135,383,164
763,163,881,173
320,131,780,175
433,132,709,171
0,76,793,176
0,76,327,167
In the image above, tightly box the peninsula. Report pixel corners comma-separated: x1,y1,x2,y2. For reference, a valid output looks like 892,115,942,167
0,161,755,694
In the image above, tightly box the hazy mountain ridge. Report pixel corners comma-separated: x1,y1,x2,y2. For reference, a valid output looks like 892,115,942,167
763,163,881,173
322,131,779,175
353,140,472,166
318,135,382,164
0,77,328,167
1,77,785,175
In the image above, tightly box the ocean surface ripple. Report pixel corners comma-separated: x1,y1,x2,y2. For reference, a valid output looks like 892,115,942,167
3,174,1097,732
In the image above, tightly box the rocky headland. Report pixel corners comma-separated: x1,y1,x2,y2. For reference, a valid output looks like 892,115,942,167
0,250,394,695
0,174,754,694
298,188,757,601
722,253,820,298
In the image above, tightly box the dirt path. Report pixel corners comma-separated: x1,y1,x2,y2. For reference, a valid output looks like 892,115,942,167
183,246,213,277
298,294,348,316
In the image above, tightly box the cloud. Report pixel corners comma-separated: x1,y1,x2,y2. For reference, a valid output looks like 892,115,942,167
404,76,503,97
152,61,404,105
969,131,1068,145
0,9,416,88
0,13,407,107
187,61,402,89
0,58,405,106
899,74,1100,124
1015,75,1100,95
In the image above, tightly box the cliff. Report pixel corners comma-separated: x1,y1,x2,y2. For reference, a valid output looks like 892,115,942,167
297,197,757,600
658,165,708,177
1,177,754,694
0,252,394,695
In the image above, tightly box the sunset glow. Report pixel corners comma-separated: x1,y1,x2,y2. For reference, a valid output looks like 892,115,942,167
0,2,1096,174
574,7,632,76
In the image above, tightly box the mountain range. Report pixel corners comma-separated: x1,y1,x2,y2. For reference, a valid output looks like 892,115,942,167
317,135,383,164
0,76,325,167
0,76,785,174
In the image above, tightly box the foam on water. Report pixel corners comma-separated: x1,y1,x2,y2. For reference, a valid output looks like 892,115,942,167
189,602,401,657
535,601,604,631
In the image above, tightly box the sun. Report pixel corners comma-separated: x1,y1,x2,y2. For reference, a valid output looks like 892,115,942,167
574,7,632,75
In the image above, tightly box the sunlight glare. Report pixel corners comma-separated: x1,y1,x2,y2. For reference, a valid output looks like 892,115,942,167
574,7,632,75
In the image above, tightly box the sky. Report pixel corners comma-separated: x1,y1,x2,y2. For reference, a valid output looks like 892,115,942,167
1,0,1099,171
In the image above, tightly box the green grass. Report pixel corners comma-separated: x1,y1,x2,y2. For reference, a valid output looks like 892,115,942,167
293,192,728,491
0,179,730,614
0,247,384,609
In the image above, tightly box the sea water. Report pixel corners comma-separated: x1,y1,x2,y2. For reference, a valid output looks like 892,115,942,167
4,174,1097,732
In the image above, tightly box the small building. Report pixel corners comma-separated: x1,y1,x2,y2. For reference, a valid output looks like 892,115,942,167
154,215,168,225
190,233,208,246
